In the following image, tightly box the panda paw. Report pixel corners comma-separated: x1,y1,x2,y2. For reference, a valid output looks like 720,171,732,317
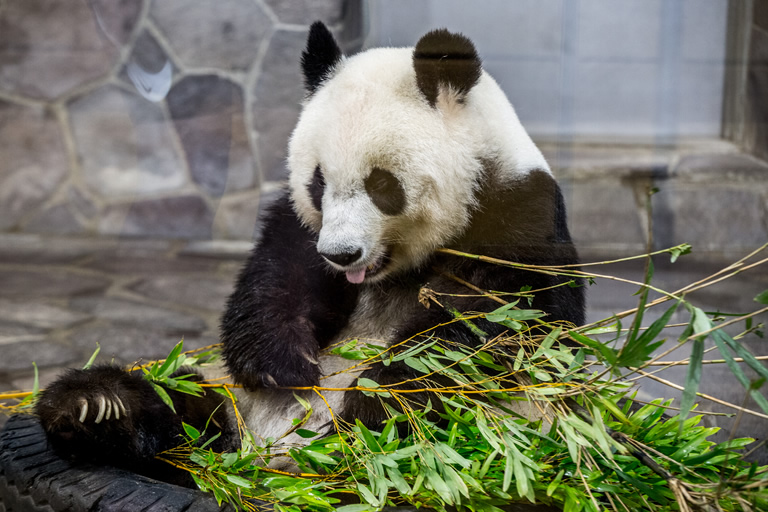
71,392,128,424
36,365,156,462
236,345,321,390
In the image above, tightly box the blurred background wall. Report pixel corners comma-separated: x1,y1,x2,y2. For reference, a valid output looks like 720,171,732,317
0,0,363,240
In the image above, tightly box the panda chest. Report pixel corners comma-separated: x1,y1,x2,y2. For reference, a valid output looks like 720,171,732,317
331,284,420,350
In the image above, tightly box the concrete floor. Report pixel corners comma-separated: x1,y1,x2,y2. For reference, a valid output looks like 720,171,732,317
0,234,766,462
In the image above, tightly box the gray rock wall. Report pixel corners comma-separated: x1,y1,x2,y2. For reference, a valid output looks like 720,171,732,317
0,0,362,240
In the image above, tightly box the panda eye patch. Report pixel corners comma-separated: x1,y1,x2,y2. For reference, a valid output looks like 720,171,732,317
365,167,405,215
308,165,325,211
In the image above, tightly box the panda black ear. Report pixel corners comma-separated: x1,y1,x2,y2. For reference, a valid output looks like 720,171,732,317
413,29,481,108
301,21,343,94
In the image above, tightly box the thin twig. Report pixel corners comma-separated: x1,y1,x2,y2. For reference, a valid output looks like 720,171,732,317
634,369,768,420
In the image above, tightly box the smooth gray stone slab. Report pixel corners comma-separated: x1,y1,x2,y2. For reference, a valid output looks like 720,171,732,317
0,102,69,230
150,0,270,71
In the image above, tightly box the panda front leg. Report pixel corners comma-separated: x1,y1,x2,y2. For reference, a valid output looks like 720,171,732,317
36,364,235,485
220,192,359,390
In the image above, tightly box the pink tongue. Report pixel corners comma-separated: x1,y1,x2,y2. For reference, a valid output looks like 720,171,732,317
346,268,366,284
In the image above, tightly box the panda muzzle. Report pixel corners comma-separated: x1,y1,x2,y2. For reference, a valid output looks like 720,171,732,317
320,249,390,284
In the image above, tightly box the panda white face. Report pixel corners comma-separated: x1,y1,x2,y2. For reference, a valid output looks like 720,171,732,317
287,24,548,285
288,47,482,284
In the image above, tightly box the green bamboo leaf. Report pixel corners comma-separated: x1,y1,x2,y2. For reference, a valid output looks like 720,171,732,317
182,422,200,440
31,362,39,400
156,339,185,377
199,432,221,450
627,259,654,343
678,336,704,433
513,455,533,502
503,446,514,492
531,327,561,360
475,409,501,451
425,467,453,504
443,465,469,500
713,329,768,381
357,483,379,506
355,419,383,452
150,382,175,413
403,356,429,374
295,428,319,439
302,449,336,465
336,504,376,512
83,344,101,370
547,470,564,497
755,289,768,305
174,379,204,396
220,452,238,467
569,331,617,366
485,301,520,321
261,476,304,488
617,301,678,367
357,377,379,389
224,475,253,489
711,330,768,414
292,392,312,412
583,323,620,336
669,243,691,263
434,442,471,469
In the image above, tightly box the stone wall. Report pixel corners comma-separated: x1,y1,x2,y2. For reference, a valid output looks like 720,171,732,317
724,0,768,162
0,0,362,240
744,1,768,161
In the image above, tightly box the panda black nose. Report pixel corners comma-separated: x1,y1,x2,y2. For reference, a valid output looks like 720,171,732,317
320,249,362,266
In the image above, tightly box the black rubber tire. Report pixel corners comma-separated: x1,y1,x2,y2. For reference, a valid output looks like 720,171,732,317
0,414,230,512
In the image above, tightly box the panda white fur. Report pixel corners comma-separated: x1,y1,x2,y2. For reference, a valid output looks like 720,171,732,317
36,22,584,483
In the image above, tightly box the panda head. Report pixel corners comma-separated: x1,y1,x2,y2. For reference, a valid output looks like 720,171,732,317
288,22,488,284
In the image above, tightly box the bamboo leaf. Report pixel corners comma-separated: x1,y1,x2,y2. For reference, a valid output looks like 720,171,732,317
302,449,336,465
547,470,564,497
617,301,678,367
713,329,768,381
295,428,319,439
425,467,453,504
355,419,383,452
569,331,618,367
83,344,101,370
225,474,253,488
531,327,561,360
678,336,704,433
150,382,175,413
403,356,429,374
475,409,501,451
356,483,379,506
336,505,376,512
627,258,654,344
183,422,201,441
156,339,185,377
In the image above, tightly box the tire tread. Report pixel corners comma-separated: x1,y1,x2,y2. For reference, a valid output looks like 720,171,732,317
0,415,229,512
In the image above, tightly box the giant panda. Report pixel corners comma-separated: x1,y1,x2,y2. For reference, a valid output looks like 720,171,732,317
35,22,584,486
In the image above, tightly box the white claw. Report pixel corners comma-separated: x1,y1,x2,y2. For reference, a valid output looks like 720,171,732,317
115,396,127,418
94,395,106,424
104,397,112,420
78,398,88,423
264,374,279,387
112,400,120,420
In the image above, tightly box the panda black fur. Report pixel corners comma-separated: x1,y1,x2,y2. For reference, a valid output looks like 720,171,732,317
36,22,584,485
